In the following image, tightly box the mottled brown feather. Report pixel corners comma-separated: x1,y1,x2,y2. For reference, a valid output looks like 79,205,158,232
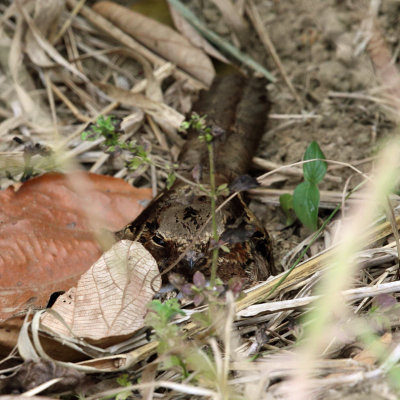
117,74,279,286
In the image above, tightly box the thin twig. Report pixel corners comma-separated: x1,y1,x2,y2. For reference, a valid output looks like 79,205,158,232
252,157,342,183
246,0,302,106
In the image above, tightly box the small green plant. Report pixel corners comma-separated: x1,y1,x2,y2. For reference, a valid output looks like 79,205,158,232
169,271,243,307
280,141,327,231
114,374,134,400
81,115,178,187
146,298,188,375
179,113,229,286
146,278,244,396
81,115,150,167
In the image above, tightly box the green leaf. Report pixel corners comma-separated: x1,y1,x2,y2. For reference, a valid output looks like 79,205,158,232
179,121,190,132
279,193,296,226
115,390,132,400
147,298,184,325
303,141,327,184
279,193,293,212
81,131,90,141
129,157,143,170
220,245,230,253
116,374,131,387
166,173,176,189
136,145,148,159
216,183,229,196
293,181,320,230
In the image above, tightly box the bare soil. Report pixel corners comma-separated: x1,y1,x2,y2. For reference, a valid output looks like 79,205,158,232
186,0,399,271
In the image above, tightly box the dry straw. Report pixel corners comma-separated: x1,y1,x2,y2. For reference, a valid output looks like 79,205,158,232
288,138,400,399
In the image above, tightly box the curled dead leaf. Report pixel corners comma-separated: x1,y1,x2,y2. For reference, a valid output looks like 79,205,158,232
92,1,215,85
41,241,161,341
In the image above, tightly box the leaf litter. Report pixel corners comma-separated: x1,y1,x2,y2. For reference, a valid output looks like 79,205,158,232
1,0,400,399
0,172,152,321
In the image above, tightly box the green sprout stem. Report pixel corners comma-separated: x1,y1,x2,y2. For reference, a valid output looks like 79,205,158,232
208,141,219,287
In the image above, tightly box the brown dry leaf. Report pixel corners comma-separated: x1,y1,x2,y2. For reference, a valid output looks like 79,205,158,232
0,172,152,321
0,314,85,361
92,1,215,86
353,332,392,366
168,3,229,64
41,240,161,340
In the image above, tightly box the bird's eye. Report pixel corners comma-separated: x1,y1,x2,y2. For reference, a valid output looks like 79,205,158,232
152,235,166,246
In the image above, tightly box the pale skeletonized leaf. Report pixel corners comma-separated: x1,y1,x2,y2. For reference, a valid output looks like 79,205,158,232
168,4,229,64
41,241,161,340
92,1,215,86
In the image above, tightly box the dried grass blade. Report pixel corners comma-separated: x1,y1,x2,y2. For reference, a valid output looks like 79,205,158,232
246,0,302,106
24,0,64,67
98,82,184,129
15,0,88,82
168,3,229,63
65,0,205,89
168,0,276,82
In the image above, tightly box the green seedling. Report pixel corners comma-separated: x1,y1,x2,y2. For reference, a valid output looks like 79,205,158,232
81,115,122,150
279,193,296,226
280,141,327,231
114,374,133,400
81,115,180,187
146,298,188,375
146,275,245,393
81,115,150,170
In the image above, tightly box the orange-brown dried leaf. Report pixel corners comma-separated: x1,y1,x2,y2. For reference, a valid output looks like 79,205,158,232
0,172,152,321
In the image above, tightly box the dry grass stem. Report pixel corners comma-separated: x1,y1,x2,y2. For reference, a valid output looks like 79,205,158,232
246,0,303,107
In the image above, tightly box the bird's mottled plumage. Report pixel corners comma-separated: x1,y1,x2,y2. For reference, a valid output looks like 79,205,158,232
117,74,279,286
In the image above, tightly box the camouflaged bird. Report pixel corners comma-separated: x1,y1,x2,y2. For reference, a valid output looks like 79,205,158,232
116,74,279,286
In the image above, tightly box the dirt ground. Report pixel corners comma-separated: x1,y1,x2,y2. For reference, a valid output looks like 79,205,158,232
186,0,399,269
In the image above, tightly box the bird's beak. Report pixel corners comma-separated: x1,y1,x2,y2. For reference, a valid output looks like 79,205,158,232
185,250,204,269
